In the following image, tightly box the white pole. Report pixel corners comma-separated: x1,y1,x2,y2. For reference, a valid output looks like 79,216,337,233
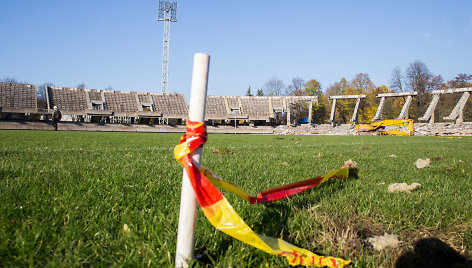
175,53,210,268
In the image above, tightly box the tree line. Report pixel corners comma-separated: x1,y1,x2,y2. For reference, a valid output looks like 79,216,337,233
246,61,472,123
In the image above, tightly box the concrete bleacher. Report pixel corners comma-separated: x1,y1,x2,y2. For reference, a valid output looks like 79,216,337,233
3,83,316,125
240,96,270,120
205,95,317,123
0,82,38,113
46,86,88,114
151,93,188,118
103,91,138,115
45,86,188,120
206,96,227,120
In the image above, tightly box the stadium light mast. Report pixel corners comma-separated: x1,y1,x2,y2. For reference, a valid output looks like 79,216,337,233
157,1,177,93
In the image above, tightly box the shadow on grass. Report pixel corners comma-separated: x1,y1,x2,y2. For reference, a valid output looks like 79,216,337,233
395,237,472,268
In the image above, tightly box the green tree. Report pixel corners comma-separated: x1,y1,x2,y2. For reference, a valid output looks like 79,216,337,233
326,78,350,123
351,73,374,94
256,88,264,96
245,86,253,96
303,79,322,98
313,94,329,124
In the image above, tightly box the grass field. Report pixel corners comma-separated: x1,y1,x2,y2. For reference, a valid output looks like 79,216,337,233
1,130,471,267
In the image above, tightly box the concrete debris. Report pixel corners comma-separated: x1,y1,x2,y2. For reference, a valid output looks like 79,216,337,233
3,122,472,136
416,158,431,169
388,182,421,193
365,233,402,251
414,123,472,136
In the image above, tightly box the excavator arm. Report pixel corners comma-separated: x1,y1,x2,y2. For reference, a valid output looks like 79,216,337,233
356,119,414,136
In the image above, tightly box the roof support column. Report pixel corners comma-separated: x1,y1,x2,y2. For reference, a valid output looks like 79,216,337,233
373,97,385,121
329,98,337,126
350,98,361,123
398,95,413,119
308,101,313,124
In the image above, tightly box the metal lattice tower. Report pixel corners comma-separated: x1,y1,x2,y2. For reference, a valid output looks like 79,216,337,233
157,1,177,93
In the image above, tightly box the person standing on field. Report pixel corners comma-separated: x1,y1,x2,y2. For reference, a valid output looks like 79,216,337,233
52,106,62,131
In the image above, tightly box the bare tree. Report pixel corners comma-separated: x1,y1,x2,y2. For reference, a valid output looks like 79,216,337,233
77,83,86,89
285,76,305,96
405,61,442,118
351,73,374,93
1,77,20,83
406,61,433,94
37,82,55,109
449,74,472,88
390,67,404,93
264,77,285,96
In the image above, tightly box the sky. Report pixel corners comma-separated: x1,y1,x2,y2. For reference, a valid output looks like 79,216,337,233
1,0,471,100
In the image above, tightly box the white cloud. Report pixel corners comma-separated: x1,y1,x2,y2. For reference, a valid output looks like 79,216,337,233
422,32,431,39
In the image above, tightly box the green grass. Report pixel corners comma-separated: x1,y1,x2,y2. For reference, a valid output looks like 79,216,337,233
0,130,471,267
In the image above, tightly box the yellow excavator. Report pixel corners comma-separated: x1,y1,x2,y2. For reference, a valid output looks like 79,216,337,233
355,119,414,136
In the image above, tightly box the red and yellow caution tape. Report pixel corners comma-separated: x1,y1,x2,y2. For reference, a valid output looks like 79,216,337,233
174,120,354,267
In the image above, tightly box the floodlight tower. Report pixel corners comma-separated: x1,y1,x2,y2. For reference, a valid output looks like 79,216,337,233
157,1,177,93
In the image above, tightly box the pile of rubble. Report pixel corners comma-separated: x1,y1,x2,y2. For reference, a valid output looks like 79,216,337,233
414,123,472,136
272,122,472,136
273,124,356,135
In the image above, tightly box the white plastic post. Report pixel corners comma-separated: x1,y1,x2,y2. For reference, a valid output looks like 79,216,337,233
175,53,210,268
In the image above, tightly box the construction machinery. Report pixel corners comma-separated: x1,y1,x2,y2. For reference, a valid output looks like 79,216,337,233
355,119,414,136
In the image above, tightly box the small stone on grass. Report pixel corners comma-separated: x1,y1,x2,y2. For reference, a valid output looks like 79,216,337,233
416,158,431,169
388,182,421,193
365,233,402,251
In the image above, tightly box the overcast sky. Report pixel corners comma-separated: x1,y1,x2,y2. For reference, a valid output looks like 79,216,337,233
1,0,471,99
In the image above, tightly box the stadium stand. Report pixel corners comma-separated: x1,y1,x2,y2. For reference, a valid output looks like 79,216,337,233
103,91,138,115
0,82,38,113
45,86,188,123
151,93,188,118
46,86,88,114
206,96,228,120
3,83,316,126
205,95,317,124
240,96,270,121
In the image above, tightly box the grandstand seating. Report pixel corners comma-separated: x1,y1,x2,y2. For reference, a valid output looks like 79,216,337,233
0,82,37,112
2,83,317,124
205,95,317,122
47,86,88,113
151,93,188,118
103,91,138,115
206,96,227,120
240,96,270,120
45,86,188,120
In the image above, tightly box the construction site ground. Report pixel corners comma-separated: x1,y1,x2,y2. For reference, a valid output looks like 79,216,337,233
1,121,471,136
